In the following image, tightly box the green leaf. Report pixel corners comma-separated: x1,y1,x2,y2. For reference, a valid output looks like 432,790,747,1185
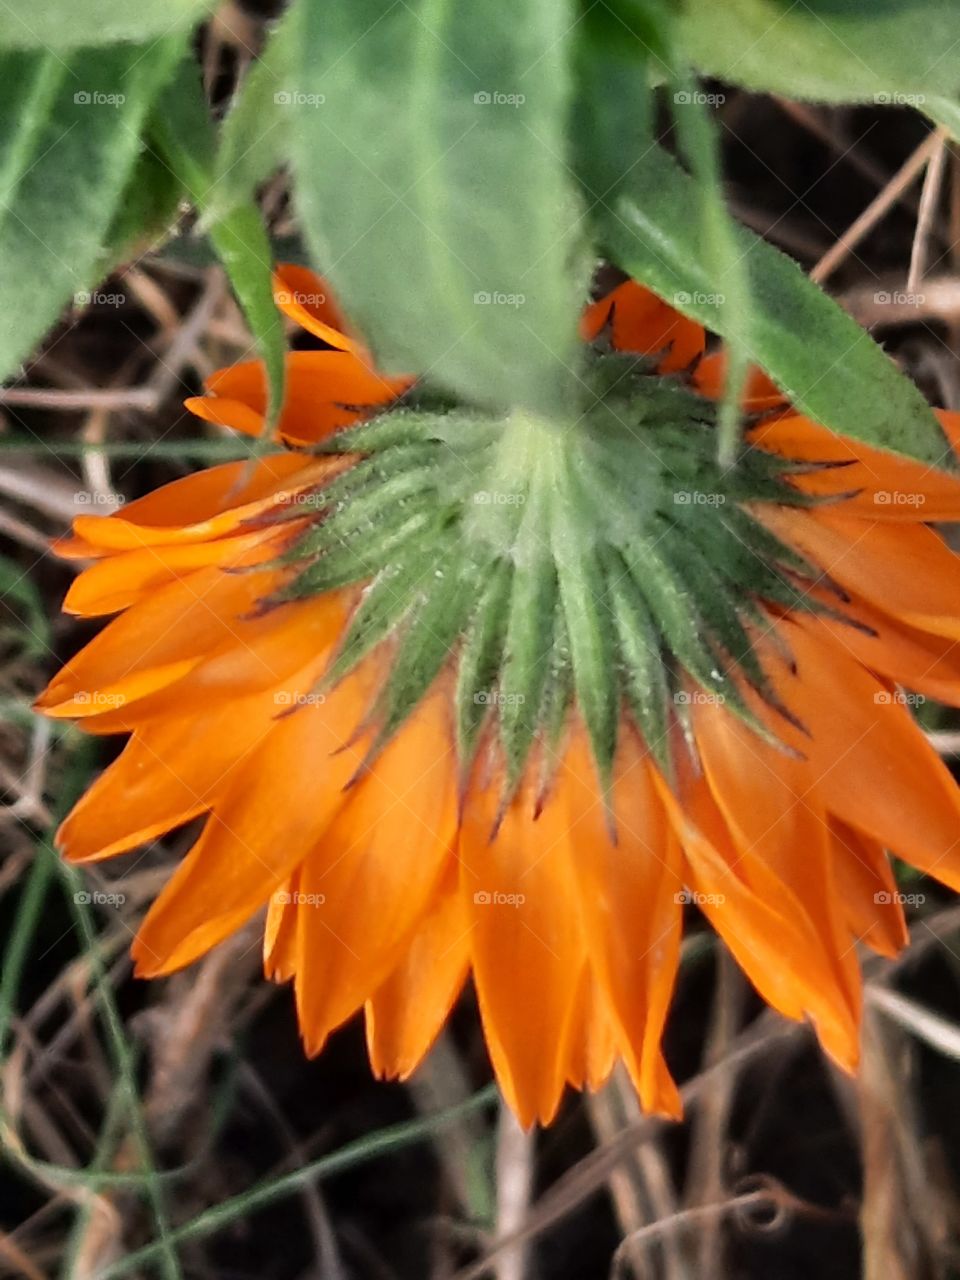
150,62,286,427
98,148,186,273
596,144,951,468
926,96,960,142
572,14,653,199
0,0,216,50
0,51,66,209
287,0,582,413
211,8,300,221
0,41,183,384
677,0,960,102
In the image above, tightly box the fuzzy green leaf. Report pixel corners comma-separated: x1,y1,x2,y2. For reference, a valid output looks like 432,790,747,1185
287,0,582,413
597,144,952,470
677,0,960,102
150,61,286,427
0,0,216,50
0,42,182,384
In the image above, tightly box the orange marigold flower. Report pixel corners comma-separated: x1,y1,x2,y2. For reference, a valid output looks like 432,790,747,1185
38,268,960,1126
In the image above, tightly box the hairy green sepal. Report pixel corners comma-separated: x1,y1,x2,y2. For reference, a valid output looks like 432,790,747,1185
268,364,841,794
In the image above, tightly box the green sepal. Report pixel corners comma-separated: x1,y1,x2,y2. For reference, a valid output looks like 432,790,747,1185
455,560,514,775
320,541,450,688
603,555,672,777
498,487,559,795
281,510,442,598
364,552,483,762
551,457,618,791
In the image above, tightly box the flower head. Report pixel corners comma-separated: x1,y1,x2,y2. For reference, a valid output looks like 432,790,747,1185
38,268,960,1125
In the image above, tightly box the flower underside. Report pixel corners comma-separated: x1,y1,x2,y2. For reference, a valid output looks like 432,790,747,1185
258,353,855,813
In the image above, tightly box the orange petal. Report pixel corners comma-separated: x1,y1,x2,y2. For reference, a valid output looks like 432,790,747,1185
188,351,412,446
131,661,377,977
802,592,960,707
365,869,471,1081
775,616,960,892
580,281,705,372
693,350,785,410
36,565,287,717
460,751,584,1128
264,868,303,983
62,523,297,618
68,454,333,552
272,263,367,358
693,697,861,1033
55,605,346,863
829,819,908,959
752,413,960,519
653,765,860,1071
563,968,619,1093
293,692,459,1054
561,729,683,1117
759,505,960,641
